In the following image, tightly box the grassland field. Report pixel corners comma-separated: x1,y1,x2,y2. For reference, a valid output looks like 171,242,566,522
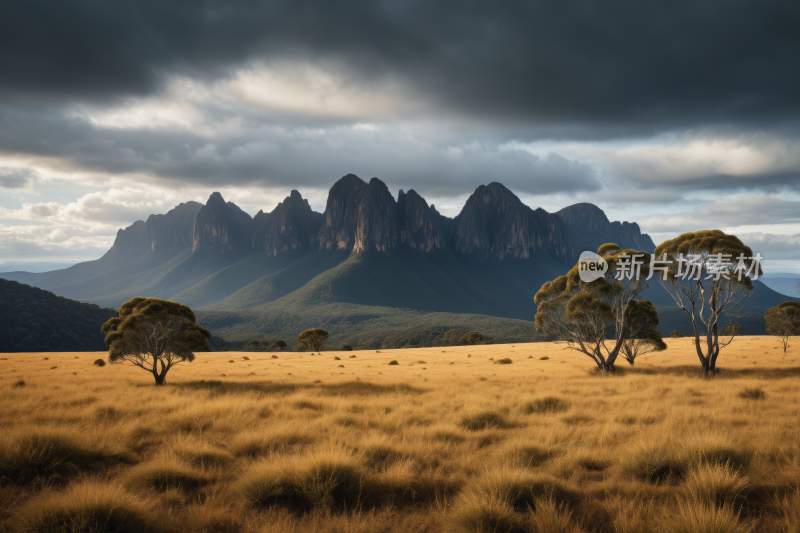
1,336,799,533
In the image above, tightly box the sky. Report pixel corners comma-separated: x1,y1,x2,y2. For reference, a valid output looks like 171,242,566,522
1,1,799,272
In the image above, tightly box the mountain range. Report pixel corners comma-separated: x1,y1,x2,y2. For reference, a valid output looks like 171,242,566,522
1,174,793,348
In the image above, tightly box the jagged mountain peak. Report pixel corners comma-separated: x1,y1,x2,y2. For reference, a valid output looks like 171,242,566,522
192,193,253,253
453,182,568,260
252,190,322,256
555,202,655,257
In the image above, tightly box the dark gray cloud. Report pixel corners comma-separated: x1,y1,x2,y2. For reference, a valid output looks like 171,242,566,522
0,167,39,189
0,103,601,198
2,0,799,135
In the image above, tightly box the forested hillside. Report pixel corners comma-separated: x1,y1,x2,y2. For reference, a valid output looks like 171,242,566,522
0,279,116,352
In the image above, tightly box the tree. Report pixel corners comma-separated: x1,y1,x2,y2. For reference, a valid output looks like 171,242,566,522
654,230,760,376
535,243,661,372
101,297,211,385
297,329,329,354
765,302,800,352
671,331,684,338
441,329,464,346
461,331,484,345
339,343,353,351
271,340,287,351
619,300,667,365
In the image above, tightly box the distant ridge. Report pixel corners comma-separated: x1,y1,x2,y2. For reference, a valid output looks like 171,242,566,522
2,174,702,348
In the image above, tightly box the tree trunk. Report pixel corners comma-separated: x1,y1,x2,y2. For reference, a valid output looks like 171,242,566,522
154,374,166,386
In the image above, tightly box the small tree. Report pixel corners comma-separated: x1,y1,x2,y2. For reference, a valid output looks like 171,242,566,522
298,329,329,354
271,340,287,351
671,331,685,338
441,329,464,346
765,302,800,352
461,331,484,345
619,300,666,365
339,343,353,351
535,243,659,372
654,230,759,376
101,297,211,385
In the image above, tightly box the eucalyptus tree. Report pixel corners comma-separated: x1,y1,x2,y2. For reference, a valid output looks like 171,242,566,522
535,243,665,372
654,230,760,376
765,301,800,353
101,297,211,385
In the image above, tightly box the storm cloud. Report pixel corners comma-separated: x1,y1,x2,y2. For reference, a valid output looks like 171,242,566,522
0,0,798,262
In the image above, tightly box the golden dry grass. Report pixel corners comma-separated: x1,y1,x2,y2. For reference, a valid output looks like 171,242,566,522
1,336,799,532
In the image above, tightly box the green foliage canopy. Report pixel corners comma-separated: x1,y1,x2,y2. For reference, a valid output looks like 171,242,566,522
765,301,800,352
534,243,658,371
654,230,759,375
101,297,211,385
297,328,329,354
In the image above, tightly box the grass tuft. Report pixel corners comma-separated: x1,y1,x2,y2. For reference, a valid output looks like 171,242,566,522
460,410,513,431
13,379,25,388
0,431,107,484
388,360,399,365
449,493,525,533
737,387,765,400
655,501,753,533
237,451,364,512
14,482,162,533
495,358,513,365
683,463,748,507
124,455,208,492
523,397,569,414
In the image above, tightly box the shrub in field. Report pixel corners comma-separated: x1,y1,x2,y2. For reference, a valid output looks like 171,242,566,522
93,359,106,366
683,463,748,508
388,360,399,365
495,358,513,364
737,387,765,400
671,331,685,338
459,410,512,431
14,482,161,533
655,501,752,533
523,397,569,414
0,431,106,483
339,343,353,351
12,379,25,388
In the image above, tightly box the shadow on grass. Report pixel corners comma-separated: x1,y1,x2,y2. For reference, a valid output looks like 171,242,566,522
175,380,427,397
626,365,800,379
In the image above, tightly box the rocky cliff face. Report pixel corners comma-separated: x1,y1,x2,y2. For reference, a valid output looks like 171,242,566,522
353,178,399,254
252,190,323,256
317,174,370,252
192,192,254,253
397,189,447,252
107,220,147,254
107,201,202,254
555,203,656,255
318,175,445,255
145,202,203,252
452,183,569,260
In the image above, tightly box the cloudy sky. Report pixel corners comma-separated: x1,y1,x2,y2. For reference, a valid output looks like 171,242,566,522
1,0,799,271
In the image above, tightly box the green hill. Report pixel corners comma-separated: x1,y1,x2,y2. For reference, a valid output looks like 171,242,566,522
0,279,117,352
